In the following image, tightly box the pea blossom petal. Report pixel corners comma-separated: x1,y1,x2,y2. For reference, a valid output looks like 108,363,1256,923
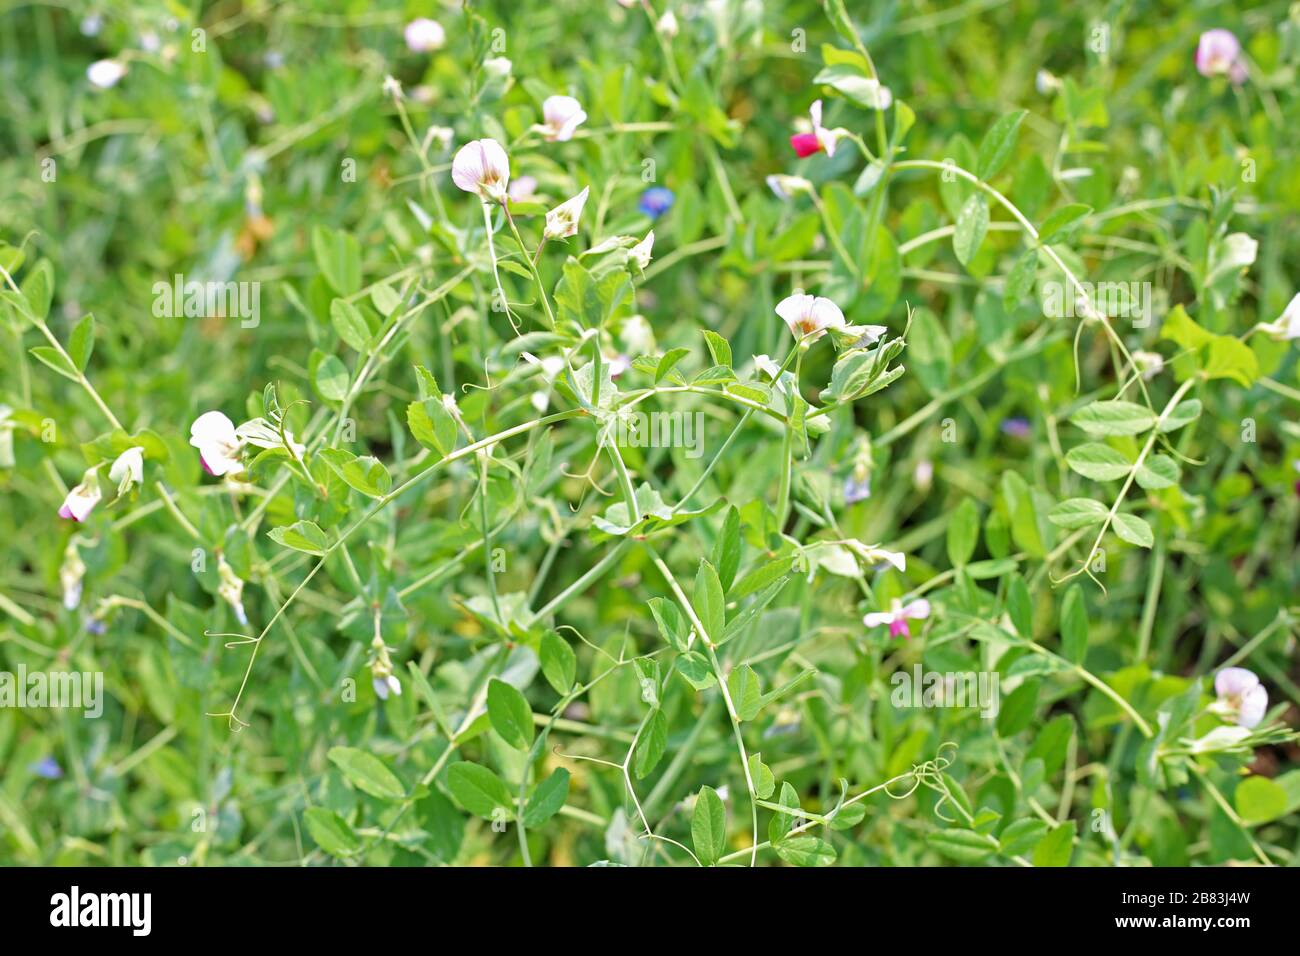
190,410,244,476
539,95,588,142
451,138,511,202
775,293,845,342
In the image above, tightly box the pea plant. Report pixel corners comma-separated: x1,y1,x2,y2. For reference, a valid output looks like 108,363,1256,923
1,0,1298,868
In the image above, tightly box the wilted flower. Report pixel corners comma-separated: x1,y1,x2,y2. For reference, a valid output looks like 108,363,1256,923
404,18,446,53
629,231,655,270
766,174,814,201
1213,667,1267,729
108,446,144,495
1196,29,1246,83
508,176,538,203
370,635,402,701
60,538,86,610
864,598,930,639
217,554,248,626
544,186,590,239
190,411,244,476
59,467,102,522
87,59,127,89
638,186,674,218
537,95,588,142
452,138,511,202
775,292,845,342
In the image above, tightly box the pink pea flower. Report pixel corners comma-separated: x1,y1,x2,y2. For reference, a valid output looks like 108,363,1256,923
1196,29,1247,83
789,100,842,158
404,18,446,53
864,598,930,639
58,468,103,521
190,411,244,476
1213,667,1268,729
537,95,588,142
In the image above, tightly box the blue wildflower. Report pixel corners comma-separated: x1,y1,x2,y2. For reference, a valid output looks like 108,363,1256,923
638,186,674,219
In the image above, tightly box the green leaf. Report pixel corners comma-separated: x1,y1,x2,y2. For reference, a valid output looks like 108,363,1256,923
998,818,1049,857
1037,204,1092,243
303,807,360,857
774,836,837,866
634,709,668,778
953,194,989,267
947,498,979,567
748,753,775,799
1002,471,1046,557
1047,497,1109,529
327,746,405,800
711,506,741,593
20,259,53,321
1032,821,1076,866
313,226,362,296
729,664,763,721
1135,454,1180,490
523,768,571,827
1112,512,1154,548
1059,584,1088,664
1071,400,1157,437
702,330,732,368
446,761,513,820
647,597,689,652
693,560,725,643
976,109,1027,180
540,631,576,694
486,678,534,750
268,519,328,555
69,314,95,371
1158,399,1201,433
1006,576,1032,638
29,346,80,381
655,347,691,383
318,448,392,498
927,828,998,863
691,786,726,865
1235,776,1287,824
996,679,1040,736
330,298,371,352
370,282,403,317
1066,442,1132,481
315,354,349,401
1003,249,1038,311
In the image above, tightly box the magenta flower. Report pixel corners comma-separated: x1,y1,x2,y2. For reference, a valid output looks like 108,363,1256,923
864,598,930,639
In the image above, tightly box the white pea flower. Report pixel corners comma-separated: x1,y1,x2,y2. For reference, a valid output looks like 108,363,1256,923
59,467,103,522
1260,292,1300,341
404,18,446,53
1131,350,1165,381
629,230,655,270
483,57,513,80
766,174,813,201
87,59,127,89
109,446,144,495
451,138,511,202
234,418,306,458
508,175,538,202
1213,667,1268,729
0,404,14,468
190,411,245,476
753,354,781,379
775,292,845,342
60,539,86,611
657,10,679,37
217,554,248,626
544,186,591,240
381,74,404,101
537,95,588,142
